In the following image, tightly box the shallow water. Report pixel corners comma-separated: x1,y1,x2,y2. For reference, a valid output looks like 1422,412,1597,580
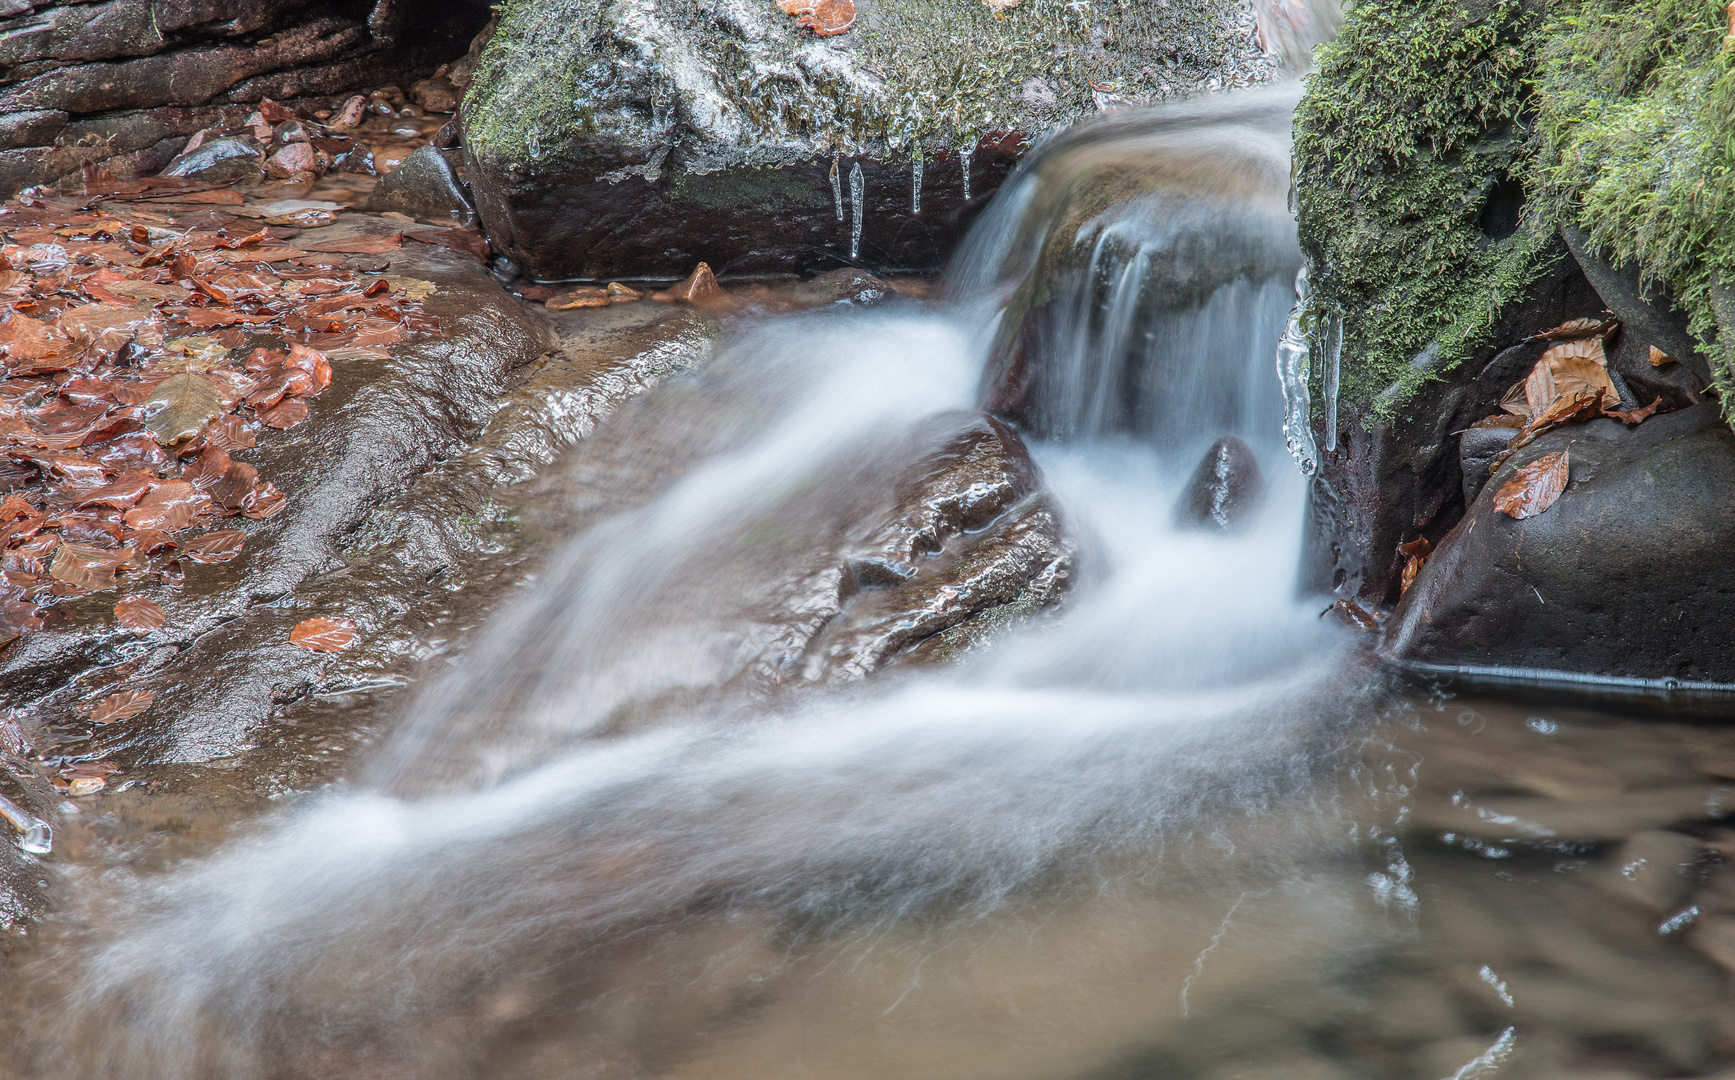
7,84,1735,1080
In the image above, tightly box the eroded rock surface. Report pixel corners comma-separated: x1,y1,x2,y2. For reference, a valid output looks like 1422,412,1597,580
460,0,1294,280
363,144,473,225
1174,435,1264,532
1383,404,1735,688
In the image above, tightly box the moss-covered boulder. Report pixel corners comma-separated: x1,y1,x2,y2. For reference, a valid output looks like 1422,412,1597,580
460,0,1293,281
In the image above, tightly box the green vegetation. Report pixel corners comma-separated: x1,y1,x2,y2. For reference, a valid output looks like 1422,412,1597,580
1299,0,1735,422
1293,0,1551,417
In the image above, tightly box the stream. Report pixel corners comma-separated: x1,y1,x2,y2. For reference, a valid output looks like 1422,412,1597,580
4,79,1735,1080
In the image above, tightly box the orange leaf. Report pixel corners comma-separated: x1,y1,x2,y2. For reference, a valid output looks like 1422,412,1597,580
114,595,167,630
260,397,309,429
91,688,154,724
1608,396,1662,425
1494,451,1568,520
291,616,356,653
180,528,245,564
299,233,402,254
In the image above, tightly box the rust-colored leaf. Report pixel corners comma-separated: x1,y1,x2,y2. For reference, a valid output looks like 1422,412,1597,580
123,480,204,531
1524,340,1619,416
1494,451,1569,520
299,233,402,254
1537,317,1616,341
291,616,356,653
405,228,488,261
260,398,309,429
778,0,856,35
1649,345,1675,367
1608,396,1663,425
77,469,154,509
114,594,166,630
91,688,154,724
180,528,244,563
66,776,105,796
1327,598,1381,632
48,541,131,592
0,600,42,647
1398,536,1431,596
242,481,287,519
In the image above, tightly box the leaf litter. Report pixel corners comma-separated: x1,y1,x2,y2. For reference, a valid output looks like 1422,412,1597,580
1494,451,1569,520
0,172,447,655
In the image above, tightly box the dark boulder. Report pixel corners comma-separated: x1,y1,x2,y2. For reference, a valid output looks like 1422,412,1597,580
459,0,1291,280
1382,404,1735,689
159,134,262,184
363,144,473,225
1174,436,1265,531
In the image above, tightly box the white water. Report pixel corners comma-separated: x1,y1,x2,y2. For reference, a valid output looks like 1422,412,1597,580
27,88,1385,1079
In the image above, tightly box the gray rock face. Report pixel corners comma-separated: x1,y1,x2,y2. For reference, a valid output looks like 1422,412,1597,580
0,1,489,197
1382,404,1735,688
1175,436,1265,531
461,0,1293,280
363,144,474,225
159,134,262,184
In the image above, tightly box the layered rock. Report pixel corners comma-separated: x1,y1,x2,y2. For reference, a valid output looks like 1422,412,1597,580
0,0,490,197
459,0,1300,281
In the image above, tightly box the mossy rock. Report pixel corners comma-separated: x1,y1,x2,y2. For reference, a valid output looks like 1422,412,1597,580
459,0,1287,280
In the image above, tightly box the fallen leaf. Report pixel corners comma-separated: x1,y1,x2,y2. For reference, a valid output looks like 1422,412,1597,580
180,528,244,563
91,688,154,724
1494,451,1569,520
778,0,856,35
299,233,402,254
382,276,437,301
1649,345,1675,367
1398,536,1431,596
1608,396,1663,425
1327,598,1381,631
0,600,42,646
77,469,154,509
1538,317,1616,341
66,776,105,796
1470,413,1526,430
123,480,204,531
1524,339,1619,415
48,541,131,592
242,482,286,519
260,398,309,429
143,372,224,444
113,594,166,629
405,228,488,261
547,287,610,310
99,279,191,304
291,616,356,652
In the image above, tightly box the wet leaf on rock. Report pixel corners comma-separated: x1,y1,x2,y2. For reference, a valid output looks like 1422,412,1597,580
1398,536,1431,596
1650,346,1676,367
260,398,309,429
114,594,166,630
1494,451,1569,520
91,688,154,724
49,541,131,592
180,529,245,563
143,372,224,444
123,480,203,531
0,600,42,646
291,616,356,652
300,233,402,254
1609,397,1663,425
547,287,609,310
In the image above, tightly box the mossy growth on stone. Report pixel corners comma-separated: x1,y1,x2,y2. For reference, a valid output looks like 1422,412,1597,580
1293,0,1553,418
462,0,1278,176
1531,0,1735,406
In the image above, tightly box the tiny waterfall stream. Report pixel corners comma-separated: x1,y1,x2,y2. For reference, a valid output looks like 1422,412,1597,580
11,87,1735,1080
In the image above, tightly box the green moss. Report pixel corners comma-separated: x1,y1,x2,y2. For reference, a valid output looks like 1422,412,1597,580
1532,0,1735,407
1294,0,1553,417
463,0,1275,175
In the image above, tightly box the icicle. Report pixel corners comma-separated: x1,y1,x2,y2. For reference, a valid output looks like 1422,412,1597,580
849,162,864,261
830,156,843,222
0,792,51,855
1322,314,1342,453
1276,265,1318,476
961,147,973,202
911,150,923,215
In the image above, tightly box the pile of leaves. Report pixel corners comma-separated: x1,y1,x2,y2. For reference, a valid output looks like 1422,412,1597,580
0,180,439,658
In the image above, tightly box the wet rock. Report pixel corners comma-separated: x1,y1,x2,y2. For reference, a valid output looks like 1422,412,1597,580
0,109,67,152
0,233,558,763
1560,223,1712,388
1383,404,1735,687
1303,247,1605,605
159,134,262,184
363,144,474,226
1174,436,1265,532
461,0,1284,279
262,140,316,179
789,267,893,307
410,73,461,113
980,91,1303,442
1458,425,1517,506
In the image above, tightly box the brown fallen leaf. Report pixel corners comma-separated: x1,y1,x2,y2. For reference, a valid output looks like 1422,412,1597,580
114,594,166,630
778,0,856,35
1326,598,1381,631
1537,317,1617,341
66,776,105,796
1525,339,1619,415
91,688,154,724
242,482,287,519
49,541,131,592
1398,536,1431,596
1649,345,1675,367
1608,396,1663,425
123,480,204,531
77,469,154,510
547,287,610,310
260,398,309,429
1494,451,1569,520
143,372,224,445
299,233,402,254
291,616,356,653
405,228,488,261
0,600,43,647
180,528,245,563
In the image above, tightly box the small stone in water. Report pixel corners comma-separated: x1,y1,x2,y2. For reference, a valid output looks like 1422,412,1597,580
547,287,610,310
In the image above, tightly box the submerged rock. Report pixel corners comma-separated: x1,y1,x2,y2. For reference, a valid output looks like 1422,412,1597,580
363,144,474,225
789,267,893,307
159,134,262,184
460,0,1290,280
1174,436,1265,531
1383,404,1735,688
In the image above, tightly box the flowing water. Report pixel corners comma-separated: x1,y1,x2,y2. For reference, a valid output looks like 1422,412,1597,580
9,78,1735,1080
